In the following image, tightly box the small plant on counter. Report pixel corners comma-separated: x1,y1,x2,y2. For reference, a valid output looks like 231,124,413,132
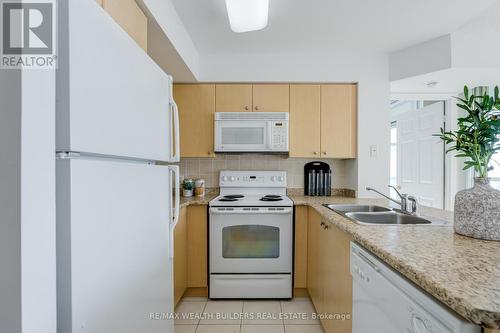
435,85,500,178
182,179,194,190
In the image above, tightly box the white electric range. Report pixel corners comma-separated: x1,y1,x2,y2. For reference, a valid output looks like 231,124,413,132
209,170,293,299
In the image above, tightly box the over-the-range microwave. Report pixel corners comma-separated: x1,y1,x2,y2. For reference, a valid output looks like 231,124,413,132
214,112,289,153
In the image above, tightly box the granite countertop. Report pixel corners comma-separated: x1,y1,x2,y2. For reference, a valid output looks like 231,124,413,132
291,195,500,329
180,192,218,208
178,192,500,328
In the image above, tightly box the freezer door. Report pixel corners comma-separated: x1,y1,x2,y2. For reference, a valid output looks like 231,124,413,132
57,0,176,162
57,158,174,333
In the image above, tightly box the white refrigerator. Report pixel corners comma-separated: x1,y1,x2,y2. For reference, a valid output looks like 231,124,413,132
56,1,180,332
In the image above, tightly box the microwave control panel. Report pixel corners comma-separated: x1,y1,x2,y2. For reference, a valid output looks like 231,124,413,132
271,122,288,150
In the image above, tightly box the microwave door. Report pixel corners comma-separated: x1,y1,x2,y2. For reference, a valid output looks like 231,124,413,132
216,121,268,152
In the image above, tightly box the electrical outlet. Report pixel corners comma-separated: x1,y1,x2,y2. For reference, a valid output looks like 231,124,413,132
370,145,378,157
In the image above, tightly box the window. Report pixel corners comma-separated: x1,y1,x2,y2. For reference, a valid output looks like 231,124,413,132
390,122,397,186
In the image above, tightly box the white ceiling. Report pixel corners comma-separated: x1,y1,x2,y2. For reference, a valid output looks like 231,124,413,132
170,0,497,55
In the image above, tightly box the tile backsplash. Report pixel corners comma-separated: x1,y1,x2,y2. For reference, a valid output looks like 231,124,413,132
179,154,347,189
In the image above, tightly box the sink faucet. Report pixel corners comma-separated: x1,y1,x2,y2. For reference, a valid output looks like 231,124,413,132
366,185,418,215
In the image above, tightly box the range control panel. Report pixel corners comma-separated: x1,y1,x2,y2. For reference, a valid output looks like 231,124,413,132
219,171,287,188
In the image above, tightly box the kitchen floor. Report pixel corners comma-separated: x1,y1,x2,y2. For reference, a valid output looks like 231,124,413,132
175,296,324,333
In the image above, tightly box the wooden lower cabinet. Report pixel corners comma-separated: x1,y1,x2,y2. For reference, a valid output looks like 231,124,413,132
307,208,353,333
174,207,187,306
173,205,208,307
294,206,309,288
187,205,208,287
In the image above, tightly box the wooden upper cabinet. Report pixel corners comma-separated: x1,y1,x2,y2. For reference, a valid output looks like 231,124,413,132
174,84,216,158
252,84,290,112
216,84,253,112
320,84,357,158
102,0,148,51
289,85,321,158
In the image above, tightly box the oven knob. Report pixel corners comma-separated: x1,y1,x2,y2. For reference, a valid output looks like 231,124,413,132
277,176,284,182
229,176,236,182
271,176,277,182
221,176,227,181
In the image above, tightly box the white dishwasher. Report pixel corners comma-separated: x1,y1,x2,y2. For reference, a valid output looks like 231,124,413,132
350,242,480,333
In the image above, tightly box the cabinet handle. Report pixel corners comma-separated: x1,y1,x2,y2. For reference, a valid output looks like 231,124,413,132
313,152,318,155
208,151,212,155
244,106,249,110
322,152,327,155
255,106,259,111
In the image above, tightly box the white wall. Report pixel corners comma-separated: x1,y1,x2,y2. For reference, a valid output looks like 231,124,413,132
0,67,22,333
451,1,500,68
0,69,56,333
390,35,452,82
199,52,391,197
20,70,57,333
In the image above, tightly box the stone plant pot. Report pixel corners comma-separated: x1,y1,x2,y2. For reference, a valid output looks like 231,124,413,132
454,178,500,241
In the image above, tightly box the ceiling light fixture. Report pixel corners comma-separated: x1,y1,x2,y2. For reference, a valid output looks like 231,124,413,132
225,0,269,33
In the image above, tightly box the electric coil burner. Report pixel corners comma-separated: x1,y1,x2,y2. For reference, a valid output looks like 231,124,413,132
218,194,245,202
209,171,293,299
260,195,283,202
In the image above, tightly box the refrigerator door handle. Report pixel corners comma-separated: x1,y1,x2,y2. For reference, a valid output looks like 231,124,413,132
168,75,181,162
168,165,180,258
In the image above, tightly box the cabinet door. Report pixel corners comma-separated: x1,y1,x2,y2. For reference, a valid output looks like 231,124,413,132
252,84,290,112
322,225,353,333
174,207,187,306
187,206,208,287
102,0,148,51
294,206,308,289
307,208,324,314
216,84,253,112
320,84,357,158
290,85,321,157
174,84,216,157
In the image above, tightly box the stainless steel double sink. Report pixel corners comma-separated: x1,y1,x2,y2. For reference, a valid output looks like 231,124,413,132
323,204,446,226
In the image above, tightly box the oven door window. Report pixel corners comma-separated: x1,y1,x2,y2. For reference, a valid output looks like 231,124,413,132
222,225,279,258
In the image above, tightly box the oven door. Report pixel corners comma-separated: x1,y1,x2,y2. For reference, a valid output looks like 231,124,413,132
209,207,293,273
215,120,270,152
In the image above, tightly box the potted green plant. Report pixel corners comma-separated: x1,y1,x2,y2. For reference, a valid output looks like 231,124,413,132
182,178,195,197
436,86,500,241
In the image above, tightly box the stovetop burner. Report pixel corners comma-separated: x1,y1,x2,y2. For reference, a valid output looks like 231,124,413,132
260,195,284,202
219,194,245,202
223,195,244,199
218,198,238,202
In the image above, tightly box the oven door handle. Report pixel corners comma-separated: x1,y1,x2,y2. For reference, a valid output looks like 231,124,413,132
209,207,293,214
